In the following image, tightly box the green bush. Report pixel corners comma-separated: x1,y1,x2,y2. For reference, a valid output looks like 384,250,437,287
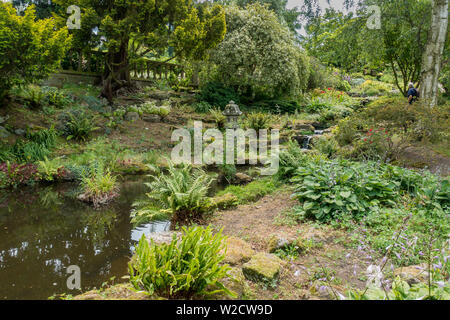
57,109,99,141
291,160,398,222
244,112,272,131
194,101,213,113
0,3,70,101
0,127,57,163
128,226,235,299
133,161,214,224
291,158,449,223
197,82,240,109
79,162,119,207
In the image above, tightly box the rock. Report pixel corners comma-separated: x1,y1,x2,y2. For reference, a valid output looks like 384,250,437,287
234,172,253,185
125,112,140,121
223,236,255,265
212,193,239,210
142,114,161,123
219,267,246,299
14,129,25,136
267,235,291,253
242,252,282,284
394,264,429,286
0,126,10,138
146,231,181,246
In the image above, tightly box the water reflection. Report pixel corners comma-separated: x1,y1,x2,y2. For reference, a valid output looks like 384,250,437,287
0,176,169,300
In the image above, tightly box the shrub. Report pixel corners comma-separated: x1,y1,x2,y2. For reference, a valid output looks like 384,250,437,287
133,161,214,224
313,136,339,158
276,141,308,181
0,3,71,101
209,107,226,129
79,163,119,207
194,101,213,113
291,160,398,222
197,82,240,109
41,86,73,108
128,226,234,299
352,80,393,96
244,112,272,131
0,128,57,163
0,162,38,188
57,109,99,141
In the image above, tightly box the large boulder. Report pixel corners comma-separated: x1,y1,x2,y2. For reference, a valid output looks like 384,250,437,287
242,253,283,284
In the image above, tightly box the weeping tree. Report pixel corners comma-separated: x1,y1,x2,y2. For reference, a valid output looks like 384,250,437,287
55,0,226,103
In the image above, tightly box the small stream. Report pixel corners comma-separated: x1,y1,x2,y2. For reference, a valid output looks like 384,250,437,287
0,175,170,300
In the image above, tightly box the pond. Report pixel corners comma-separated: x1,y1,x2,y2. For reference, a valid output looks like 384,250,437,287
0,176,170,300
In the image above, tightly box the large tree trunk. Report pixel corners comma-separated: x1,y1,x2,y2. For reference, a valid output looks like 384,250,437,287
419,0,449,106
101,39,132,103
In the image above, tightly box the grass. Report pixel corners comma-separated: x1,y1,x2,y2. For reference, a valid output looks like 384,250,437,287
215,177,282,204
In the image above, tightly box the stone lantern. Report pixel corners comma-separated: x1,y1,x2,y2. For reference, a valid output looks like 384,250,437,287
223,100,242,129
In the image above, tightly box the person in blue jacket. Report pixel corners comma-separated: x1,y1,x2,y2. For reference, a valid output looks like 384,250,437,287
407,83,419,104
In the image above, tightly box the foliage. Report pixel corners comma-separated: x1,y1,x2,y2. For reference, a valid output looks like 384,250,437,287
37,157,67,182
133,161,214,224
244,112,272,131
0,128,57,163
290,156,449,223
194,101,214,113
276,141,309,181
291,160,398,222
54,0,226,101
246,99,301,114
0,3,70,101
197,82,241,109
209,3,309,99
80,162,119,207
57,108,99,141
209,107,227,129
0,161,38,188
351,80,393,97
128,226,234,299
313,136,339,159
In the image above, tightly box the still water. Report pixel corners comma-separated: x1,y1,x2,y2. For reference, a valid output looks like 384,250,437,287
0,176,169,300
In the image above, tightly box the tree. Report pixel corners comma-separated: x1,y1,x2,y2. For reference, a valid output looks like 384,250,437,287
420,0,449,106
0,2,71,102
301,0,433,96
55,0,226,103
208,3,309,100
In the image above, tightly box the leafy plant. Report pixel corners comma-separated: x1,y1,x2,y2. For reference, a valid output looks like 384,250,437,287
57,109,99,141
128,225,235,299
244,112,272,131
291,159,398,222
79,162,119,207
133,161,214,224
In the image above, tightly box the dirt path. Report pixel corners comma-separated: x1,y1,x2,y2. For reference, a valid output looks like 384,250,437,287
209,191,369,300
399,145,450,176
